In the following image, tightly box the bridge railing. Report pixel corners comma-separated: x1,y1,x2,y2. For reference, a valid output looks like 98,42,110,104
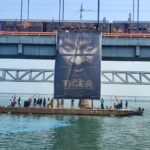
103,33,150,38
1,31,150,38
0,31,56,36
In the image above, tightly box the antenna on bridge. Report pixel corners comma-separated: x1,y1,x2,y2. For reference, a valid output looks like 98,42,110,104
59,0,61,26
133,0,135,22
20,0,23,31
27,0,30,20
80,3,94,20
62,0,64,21
137,0,140,32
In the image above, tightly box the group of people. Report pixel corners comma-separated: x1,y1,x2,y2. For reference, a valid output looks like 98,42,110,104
32,97,75,109
10,96,21,107
10,96,129,110
101,97,128,110
113,97,128,110
28,97,64,108
9,96,75,109
33,97,47,108
47,98,64,109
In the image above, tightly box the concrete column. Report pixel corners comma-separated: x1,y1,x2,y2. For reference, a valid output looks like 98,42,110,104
18,44,22,54
136,46,140,57
79,99,91,108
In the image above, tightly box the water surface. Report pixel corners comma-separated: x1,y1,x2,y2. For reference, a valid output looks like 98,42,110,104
0,102,150,150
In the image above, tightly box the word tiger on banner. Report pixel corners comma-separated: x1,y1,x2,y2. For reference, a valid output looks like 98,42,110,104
54,32,101,99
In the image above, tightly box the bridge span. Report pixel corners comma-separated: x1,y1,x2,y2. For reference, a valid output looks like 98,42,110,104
0,32,150,61
1,68,150,85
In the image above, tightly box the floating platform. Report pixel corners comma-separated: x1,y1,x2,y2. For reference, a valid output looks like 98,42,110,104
0,106,144,116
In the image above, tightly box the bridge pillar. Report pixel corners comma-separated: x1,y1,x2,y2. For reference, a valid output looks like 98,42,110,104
18,44,22,54
136,46,140,57
79,99,91,108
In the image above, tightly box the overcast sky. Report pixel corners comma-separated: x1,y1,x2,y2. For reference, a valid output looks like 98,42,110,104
0,0,150,98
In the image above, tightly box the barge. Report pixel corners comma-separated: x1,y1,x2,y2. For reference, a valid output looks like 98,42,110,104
0,106,144,116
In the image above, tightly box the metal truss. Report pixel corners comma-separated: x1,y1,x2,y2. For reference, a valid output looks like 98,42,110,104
102,71,150,85
0,68,54,82
1,68,150,85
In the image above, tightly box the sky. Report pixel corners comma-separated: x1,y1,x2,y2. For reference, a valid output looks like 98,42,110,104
0,0,150,98
0,0,150,21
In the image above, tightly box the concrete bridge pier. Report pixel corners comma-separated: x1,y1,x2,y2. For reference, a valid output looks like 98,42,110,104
78,99,91,108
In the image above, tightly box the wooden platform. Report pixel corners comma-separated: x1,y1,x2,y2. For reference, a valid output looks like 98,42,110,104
0,106,144,116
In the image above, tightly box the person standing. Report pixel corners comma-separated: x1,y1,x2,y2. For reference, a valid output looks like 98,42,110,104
56,99,60,108
13,96,17,107
120,100,123,109
43,98,46,108
101,98,104,109
71,99,74,108
18,97,21,107
61,99,64,108
10,97,14,107
33,98,37,107
47,98,50,108
91,99,93,109
125,100,128,109
39,98,42,108
51,98,54,108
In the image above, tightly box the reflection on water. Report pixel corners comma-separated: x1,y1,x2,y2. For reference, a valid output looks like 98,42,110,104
0,102,150,150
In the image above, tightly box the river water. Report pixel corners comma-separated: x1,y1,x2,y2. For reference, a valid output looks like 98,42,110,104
0,101,150,150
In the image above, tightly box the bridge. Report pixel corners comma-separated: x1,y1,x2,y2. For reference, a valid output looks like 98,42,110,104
1,31,150,61
0,31,150,91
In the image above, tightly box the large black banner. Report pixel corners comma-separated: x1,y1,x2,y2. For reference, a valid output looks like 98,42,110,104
54,32,101,99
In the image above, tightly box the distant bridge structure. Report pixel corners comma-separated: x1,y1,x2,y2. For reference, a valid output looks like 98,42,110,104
1,68,150,85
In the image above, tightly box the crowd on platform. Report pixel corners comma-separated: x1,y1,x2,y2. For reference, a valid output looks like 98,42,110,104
9,96,75,109
9,96,129,110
